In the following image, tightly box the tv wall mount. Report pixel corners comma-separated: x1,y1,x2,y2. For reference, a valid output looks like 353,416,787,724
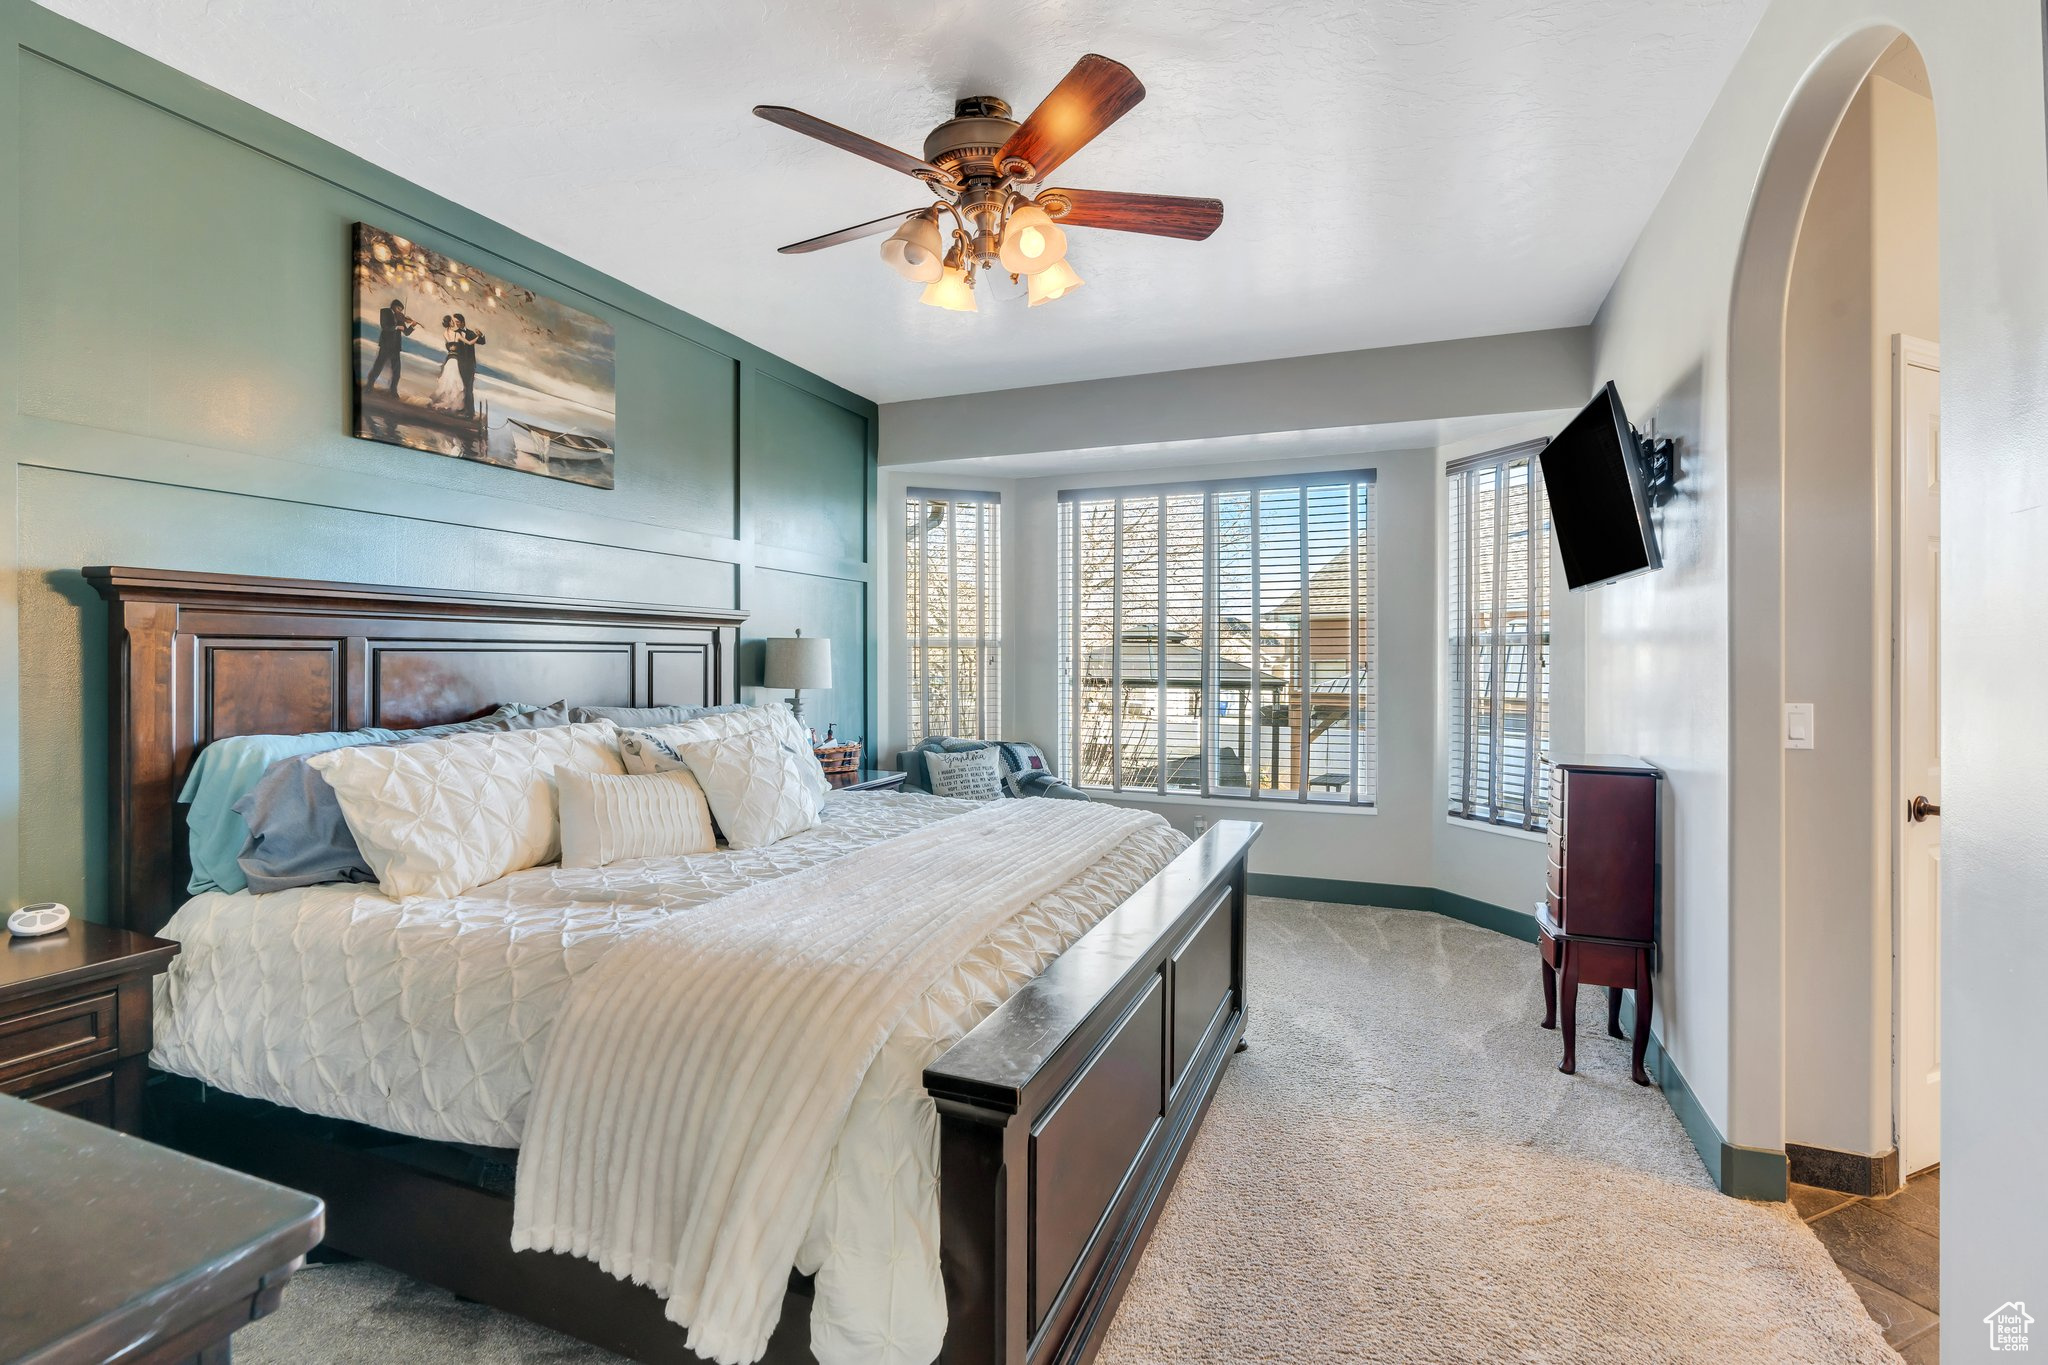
1633,426,1677,506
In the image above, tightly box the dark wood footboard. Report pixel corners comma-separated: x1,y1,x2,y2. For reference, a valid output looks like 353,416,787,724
926,820,1258,1365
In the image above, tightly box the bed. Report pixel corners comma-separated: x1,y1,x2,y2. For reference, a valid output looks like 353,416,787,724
89,566,1258,1365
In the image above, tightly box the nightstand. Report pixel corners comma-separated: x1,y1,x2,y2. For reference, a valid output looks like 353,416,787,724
0,1094,323,1365
829,768,908,792
1,920,178,1132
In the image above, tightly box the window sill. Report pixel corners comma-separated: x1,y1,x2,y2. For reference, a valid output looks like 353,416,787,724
1443,814,1548,844
1086,788,1378,816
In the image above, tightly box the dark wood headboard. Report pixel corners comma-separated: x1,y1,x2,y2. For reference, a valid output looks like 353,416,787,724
87,567,746,937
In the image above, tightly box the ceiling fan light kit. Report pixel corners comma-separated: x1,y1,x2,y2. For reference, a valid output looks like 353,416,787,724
997,200,1067,276
920,247,979,312
757,54,1221,312
880,208,946,283
1027,258,1084,306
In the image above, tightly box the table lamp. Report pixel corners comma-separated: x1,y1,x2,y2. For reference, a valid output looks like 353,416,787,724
764,629,832,727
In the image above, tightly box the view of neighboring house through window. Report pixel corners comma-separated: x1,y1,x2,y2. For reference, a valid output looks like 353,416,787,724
1446,441,1551,830
1057,472,1375,806
905,489,1001,741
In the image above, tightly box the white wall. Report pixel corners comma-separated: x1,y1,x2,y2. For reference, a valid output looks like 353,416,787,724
880,329,1592,466
1585,0,2041,1312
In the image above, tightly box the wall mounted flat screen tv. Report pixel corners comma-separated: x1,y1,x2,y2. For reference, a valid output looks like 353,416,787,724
1539,382,1664,590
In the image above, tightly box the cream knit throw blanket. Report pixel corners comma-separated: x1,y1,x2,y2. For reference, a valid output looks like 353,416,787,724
511,798,1162,1365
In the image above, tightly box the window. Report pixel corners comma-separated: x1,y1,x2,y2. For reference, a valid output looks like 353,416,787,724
1058,472,1375,806
1446,442,1551,830
905,489,1001,741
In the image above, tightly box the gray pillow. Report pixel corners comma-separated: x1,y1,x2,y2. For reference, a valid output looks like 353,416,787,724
568,702,750,727
233,704,574,893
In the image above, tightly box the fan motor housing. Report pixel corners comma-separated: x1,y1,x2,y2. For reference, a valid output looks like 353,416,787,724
923,96,1018,180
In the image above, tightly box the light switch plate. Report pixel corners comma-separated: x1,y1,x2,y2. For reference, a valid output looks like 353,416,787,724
1784,702,1815,750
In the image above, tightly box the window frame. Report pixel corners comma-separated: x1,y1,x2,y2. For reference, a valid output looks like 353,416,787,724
1444,440,1552,833
904,487,1002,743
1057,468,1377,809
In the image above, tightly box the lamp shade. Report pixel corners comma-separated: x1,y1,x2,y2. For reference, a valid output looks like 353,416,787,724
918,264,977,312
1026,258,1084,306
998,202,1067,276
880,211,944,283
764,635,832,691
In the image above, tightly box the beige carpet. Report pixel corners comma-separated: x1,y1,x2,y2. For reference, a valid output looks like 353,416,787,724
237,898,1895,1364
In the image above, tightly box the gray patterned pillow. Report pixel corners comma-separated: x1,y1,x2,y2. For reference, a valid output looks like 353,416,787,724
924,746,1006,802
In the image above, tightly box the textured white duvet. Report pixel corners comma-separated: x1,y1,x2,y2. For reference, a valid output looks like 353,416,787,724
150,791,1188,1365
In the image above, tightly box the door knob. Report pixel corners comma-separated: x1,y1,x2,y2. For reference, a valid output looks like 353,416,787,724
1909,795,1941,822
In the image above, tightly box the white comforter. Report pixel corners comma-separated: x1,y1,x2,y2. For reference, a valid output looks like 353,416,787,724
514,799,1161,1365
150,792,1188,1365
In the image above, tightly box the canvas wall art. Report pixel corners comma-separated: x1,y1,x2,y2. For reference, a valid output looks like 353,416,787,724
351,223,617,489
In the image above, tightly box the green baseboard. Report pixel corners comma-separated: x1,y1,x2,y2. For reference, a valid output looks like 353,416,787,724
1246,874,1538,942
1642,1031,1788,1201
1250,874,1786,1202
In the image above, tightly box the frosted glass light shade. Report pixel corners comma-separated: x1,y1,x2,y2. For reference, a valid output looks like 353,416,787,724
919,265,978,312
1026,258,1084,306
997,203,1067,276
880,212,944,283
764,635,832,691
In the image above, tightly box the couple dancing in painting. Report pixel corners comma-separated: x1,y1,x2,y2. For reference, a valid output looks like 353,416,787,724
364,299,487,417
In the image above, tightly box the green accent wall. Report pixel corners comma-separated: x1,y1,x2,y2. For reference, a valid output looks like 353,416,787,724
0,4,879,921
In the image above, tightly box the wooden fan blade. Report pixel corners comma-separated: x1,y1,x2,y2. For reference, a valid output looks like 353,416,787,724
754,105,948,182
1041,189,1223,241
997,55,1145,182
777,209,929,255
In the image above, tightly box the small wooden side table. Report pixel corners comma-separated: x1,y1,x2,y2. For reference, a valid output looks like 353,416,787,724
829,767,907,792
0,1093,323,1364
1537,902,1653,1086
1,920,178,1132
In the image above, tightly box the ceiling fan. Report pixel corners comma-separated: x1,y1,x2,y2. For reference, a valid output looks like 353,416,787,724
754,54,1223,311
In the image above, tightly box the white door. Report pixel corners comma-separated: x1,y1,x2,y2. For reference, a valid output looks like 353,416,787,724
1893,336,1941,1175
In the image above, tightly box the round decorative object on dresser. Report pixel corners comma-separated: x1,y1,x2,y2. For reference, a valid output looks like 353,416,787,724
7,903,70,937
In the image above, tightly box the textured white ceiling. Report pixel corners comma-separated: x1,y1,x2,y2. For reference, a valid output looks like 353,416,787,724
44,0,1768,403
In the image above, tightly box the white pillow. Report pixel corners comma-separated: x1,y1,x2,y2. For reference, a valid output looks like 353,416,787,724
925,746,1006,801
757,705,833,798
618,706,774,774
556,767,716,867
309,722,624,899
665,720,823,848
621,705,832,799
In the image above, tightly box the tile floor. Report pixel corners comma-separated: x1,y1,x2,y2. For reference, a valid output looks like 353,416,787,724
1796,1168,1940,1363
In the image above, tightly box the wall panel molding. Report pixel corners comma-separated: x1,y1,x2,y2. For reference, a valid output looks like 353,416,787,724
0,1,878,912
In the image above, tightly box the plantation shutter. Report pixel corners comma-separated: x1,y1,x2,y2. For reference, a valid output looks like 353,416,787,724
1446,441,1551,829
905,489,1001,741
1058,471,1375,806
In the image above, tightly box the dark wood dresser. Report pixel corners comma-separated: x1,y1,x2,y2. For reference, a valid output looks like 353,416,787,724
1537,755,1661,1083
0,1093,323,1364
1,921,178,1131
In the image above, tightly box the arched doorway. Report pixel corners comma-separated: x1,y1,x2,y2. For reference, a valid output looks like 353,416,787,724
1726,28,1940,1194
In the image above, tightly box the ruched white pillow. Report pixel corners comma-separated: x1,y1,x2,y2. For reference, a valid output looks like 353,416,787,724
556,767,716,868
309,721,624,899
664,719,824,849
